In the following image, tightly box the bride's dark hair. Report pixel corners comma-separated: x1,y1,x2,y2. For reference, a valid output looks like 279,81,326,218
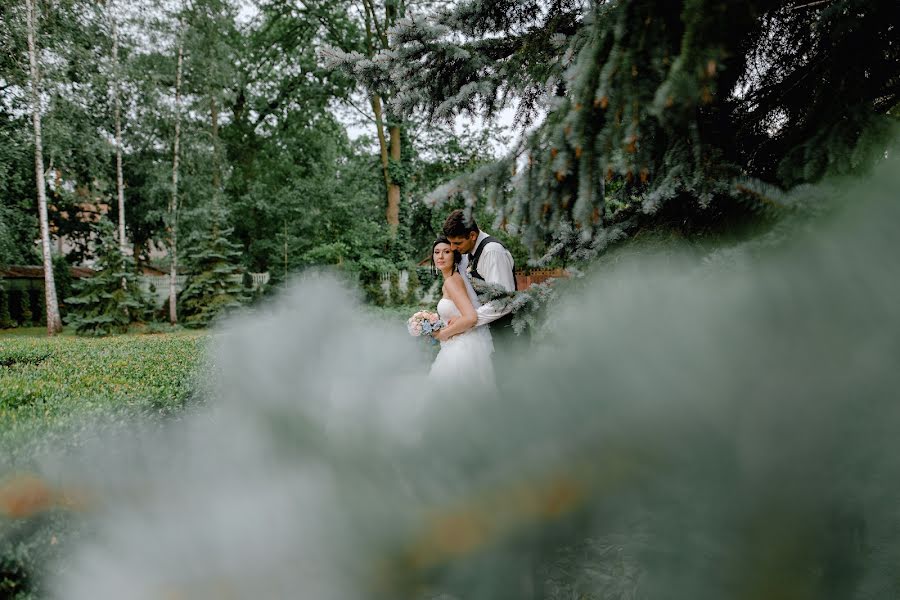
431,236,461,277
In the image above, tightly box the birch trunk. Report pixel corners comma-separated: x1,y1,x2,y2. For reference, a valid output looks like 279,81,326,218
211,96,221,203
111,10,126,254
168,36,184,325
25,0,62,335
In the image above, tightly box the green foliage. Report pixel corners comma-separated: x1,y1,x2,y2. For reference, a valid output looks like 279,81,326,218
404,267,421,305
5,291,23,327
0,332,206,598
0,112,37,268
361,272,388,307
414,265,439,300
64,220,153,336
178,207,247,328
19,291,32,326
52,255,73,318
29,291,44,327
341,0,899,260
388,271,402,306
471,276,567,338
0,289,13,329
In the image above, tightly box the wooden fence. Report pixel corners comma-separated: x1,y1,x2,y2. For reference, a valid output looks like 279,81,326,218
514,268,569,289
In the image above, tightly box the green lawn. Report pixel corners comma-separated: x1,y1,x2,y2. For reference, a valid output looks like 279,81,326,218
0,330,208,598
0,330,208,465
0,327,77,337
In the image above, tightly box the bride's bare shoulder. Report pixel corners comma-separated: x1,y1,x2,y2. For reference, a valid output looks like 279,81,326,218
445,272,466,290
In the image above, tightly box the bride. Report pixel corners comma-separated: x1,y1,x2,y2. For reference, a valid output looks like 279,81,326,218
428,237,495,385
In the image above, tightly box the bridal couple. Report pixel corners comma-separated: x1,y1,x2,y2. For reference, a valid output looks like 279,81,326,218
428,209,517,384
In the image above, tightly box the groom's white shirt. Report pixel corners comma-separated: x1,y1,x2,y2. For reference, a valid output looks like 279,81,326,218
457,230,516,327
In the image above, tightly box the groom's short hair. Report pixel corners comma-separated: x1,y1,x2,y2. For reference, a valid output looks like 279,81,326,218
443,209,479,238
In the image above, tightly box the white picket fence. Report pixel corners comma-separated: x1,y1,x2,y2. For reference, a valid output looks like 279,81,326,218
378,270,439,303
248,272,270,287
137,270,437,307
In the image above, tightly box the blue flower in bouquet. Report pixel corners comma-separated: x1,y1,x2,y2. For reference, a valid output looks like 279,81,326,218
407,311,445,344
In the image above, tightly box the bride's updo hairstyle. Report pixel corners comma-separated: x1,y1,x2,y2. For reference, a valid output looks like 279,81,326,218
431,236,461,276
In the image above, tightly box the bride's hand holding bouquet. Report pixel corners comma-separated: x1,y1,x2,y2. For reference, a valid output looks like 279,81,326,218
407,310,445,343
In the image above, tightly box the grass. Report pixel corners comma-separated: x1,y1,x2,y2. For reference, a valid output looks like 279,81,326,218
0,327,77,337
0,330,208,598
0,331,207,458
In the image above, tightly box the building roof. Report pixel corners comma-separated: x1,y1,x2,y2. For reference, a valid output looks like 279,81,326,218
0,265,96,279
140,264,168,276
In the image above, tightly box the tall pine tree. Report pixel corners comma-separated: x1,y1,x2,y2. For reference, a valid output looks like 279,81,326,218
327,0,899,257
178,206,246,328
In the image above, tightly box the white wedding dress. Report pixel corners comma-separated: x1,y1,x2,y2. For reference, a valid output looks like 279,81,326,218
429,298,495,386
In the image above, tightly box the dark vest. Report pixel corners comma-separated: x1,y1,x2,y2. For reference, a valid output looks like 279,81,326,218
470,236,518,343
469,236,517,291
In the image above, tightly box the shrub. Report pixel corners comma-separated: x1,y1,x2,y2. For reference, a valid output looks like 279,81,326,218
0,289,12,329
19,290,32,325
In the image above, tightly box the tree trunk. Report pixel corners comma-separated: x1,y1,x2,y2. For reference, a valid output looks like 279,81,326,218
384,0,401,233
111,10,126,255
369,94,396,228
25,0,62,335
364,4,400,235
168,35,184,325
211,96,221,199
387,123,401,232
111,7,129,302
133,239,144,269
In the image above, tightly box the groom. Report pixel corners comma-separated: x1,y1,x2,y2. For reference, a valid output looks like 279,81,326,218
434,209,517,348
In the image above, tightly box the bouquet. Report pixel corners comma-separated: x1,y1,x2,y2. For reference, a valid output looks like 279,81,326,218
407,310,445,342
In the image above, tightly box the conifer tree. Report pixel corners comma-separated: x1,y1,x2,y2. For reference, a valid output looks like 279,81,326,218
65,219,151,336
330,0,899,257
178,206,246,328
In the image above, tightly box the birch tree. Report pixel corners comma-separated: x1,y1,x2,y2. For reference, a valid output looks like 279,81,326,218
168,24,184,325
109,1,126,255
24,0,62,334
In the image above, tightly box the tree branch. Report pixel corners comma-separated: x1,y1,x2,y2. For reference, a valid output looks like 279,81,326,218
788,0,832,11
361,0,389,50
344,96,377,123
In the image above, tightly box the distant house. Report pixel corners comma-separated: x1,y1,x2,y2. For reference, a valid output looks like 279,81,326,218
0,265,96,327
0,265,96,291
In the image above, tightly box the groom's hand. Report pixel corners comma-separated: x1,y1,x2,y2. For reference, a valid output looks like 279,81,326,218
434,317,457,342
